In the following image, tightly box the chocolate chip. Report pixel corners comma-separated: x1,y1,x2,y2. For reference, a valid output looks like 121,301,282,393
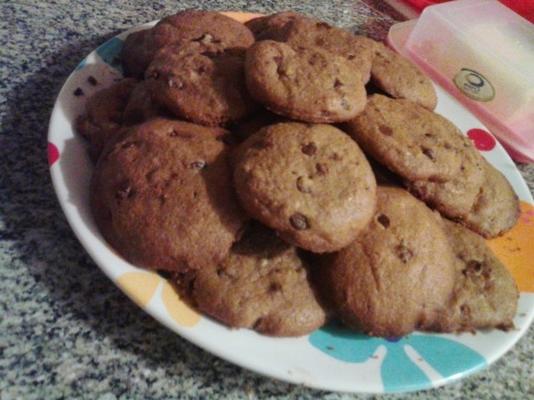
334,79,343,89
301,142,317,156
315,163,328,175
290,213,309,230
463,260,484,277
347,54,356,60
73,87,84,96
87,76,98,86
460,304,471,318
469,260,483,273
268,282,281,293
376,214,390,228
330,152,341,161
190,160,206,170
421,146,435,160
395,242,413,263
379,125,393,136
116,182,134,200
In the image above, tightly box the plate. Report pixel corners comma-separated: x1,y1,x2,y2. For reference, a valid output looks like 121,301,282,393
48,12,534,394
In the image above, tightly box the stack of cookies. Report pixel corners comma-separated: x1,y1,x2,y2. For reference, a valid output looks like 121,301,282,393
78,10,520,337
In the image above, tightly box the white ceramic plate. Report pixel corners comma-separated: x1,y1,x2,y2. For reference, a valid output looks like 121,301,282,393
48,12,534,394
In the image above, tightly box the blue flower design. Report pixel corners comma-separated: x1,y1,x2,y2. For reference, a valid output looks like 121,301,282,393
75,37,123,72
95,37,124,72
309,323,485,392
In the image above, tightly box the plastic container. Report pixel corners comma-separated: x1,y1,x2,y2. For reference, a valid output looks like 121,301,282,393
387,0,534,163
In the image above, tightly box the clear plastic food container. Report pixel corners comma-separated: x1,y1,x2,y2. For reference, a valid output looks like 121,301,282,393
388,0,534,163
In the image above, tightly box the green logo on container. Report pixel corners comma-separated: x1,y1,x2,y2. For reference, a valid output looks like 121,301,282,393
453,68,495,102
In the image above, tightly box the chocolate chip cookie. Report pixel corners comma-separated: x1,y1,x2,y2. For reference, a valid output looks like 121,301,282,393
321,187,456,337
146,43,256,126
76,78,137,159
122,10,254,78
245,40,367,123
261,17,377,84
345,94,486,221
183,222,327,336
245,11,306,40
91,118,247,271
461,160,520,238
433,220,518,332
233,122,376,253
370,42,437,110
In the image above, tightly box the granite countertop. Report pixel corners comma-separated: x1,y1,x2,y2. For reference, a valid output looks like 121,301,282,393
1,1,532,399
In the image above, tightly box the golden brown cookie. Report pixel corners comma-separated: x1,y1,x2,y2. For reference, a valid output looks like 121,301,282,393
184,222,327,336
76,78,137,159
245,40,367,123
370,42,437,110
345,94,483,181
345,94,486,222
122,10,255,78
432,220,518,332
461,161,520,238
233,122,376,253
146,44,256,126
321,187,456,337
260,17,377,84
91,118,247,271
407,160,519,238
245,11,306,40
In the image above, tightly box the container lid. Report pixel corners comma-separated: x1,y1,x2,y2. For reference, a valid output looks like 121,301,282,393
387,0,534,163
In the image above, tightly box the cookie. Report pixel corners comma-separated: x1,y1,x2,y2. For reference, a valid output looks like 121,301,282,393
122,80,168,125
233,122,376,253
146,44,256,126
245,40,367,123
345,94,483,181
261,17,377,84
321,187,456,337
245,11,306,40
345,95,486,222
91,118,247,271
432,220,518,332
183,222,327,336
122,10,255,78
76,78,137,159
406,155,519,237
461,160,520,238
370,42,437,110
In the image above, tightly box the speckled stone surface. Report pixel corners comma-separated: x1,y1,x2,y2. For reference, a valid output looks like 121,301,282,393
1,1,533,399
